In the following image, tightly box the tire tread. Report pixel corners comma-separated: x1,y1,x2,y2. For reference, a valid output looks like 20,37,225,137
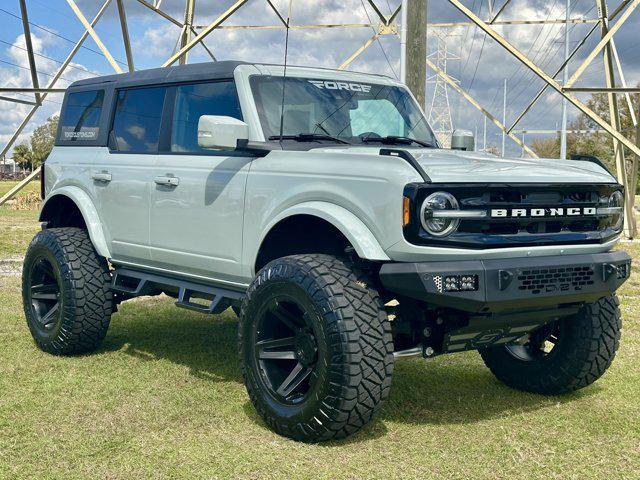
480,295,621,394
239,254,394,442
23,227,112,355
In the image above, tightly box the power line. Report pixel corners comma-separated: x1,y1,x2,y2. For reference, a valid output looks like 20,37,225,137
0,38,100,77
0,56,75,82
0,7,127,67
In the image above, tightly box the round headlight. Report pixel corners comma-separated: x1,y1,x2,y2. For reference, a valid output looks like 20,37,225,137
420,192,460,237
608,190,624,231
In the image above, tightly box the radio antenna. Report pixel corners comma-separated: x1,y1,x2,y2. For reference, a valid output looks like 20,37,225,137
277,1,292,145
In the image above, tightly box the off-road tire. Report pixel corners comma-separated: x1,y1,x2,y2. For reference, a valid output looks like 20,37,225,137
22,227,113,355
239,254,394,442
480,295,621,394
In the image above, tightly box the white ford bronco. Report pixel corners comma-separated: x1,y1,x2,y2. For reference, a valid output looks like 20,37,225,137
24,61,630,442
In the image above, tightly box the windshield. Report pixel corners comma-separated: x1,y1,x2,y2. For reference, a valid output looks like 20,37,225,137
249,76,438,146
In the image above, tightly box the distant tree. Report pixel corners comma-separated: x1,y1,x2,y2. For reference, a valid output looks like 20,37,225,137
530,87,639,191
531,137,559,158
11,143,34,170
29,116,58,168
575,88,638,192
10,116,58,171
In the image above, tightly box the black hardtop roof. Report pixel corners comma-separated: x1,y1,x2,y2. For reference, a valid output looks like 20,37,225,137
69,60,249,89
68,60,392,91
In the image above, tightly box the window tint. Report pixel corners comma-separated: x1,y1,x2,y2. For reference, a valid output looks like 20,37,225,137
170,81,242,152
59,90,104,142
350,99,403,137
111,87,166,152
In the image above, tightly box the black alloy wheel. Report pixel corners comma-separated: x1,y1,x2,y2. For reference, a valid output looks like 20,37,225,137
504,321,561,362
27,255,62,333
252,295,322,405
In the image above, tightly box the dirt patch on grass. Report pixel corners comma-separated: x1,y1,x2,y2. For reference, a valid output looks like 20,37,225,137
0,257,22,276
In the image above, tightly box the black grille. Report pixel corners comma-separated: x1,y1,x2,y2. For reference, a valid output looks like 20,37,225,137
517,265,595,295
403,183,621,249
458,189,605,236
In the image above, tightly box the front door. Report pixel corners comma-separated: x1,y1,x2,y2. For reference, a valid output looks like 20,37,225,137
147,80,250,288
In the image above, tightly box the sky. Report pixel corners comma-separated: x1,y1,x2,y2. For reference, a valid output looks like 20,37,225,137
0,0,638,157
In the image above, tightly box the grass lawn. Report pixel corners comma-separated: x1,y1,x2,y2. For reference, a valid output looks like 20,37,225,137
0,179,40,198
0,184,639,478
0,181,40,260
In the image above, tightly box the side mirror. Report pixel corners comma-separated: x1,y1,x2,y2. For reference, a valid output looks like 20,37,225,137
451,129,475,152
198,115,249,150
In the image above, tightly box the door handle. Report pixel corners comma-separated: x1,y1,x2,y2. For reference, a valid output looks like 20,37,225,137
154,175,180,187
92,171,112,182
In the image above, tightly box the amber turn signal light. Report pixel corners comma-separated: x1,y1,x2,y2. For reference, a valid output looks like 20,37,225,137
403,196,411,226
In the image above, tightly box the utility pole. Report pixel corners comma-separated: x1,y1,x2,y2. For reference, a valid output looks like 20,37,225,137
400,0,408,83
401,0,427,108
483,116,487,151
179,0,196,65
560,0,570,160
475,125,478,151
502,78,507,156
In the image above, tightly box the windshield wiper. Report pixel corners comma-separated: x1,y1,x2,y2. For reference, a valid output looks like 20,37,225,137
361,135,435,148
268,133,350,144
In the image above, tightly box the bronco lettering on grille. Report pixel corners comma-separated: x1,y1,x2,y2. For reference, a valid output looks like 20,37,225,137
490,207,597,218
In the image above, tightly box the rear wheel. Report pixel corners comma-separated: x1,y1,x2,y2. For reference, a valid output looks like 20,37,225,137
480,295,621,394
22,228,113,355
239,254,394,442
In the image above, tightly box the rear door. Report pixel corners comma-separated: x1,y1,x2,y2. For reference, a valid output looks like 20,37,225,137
148,80,251,287
93,85,167,264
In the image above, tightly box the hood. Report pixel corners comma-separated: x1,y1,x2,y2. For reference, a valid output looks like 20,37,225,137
312,146,617,184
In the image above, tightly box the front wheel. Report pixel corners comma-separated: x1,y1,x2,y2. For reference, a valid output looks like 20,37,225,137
480,295,622,394
239,254,394,442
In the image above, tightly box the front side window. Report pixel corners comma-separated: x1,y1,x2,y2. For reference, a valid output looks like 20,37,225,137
170,81,242,152
59,90,104,142
111,86,166,152
249,76,437,147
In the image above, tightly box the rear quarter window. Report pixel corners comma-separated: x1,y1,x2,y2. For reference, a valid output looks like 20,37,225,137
58,90,105,142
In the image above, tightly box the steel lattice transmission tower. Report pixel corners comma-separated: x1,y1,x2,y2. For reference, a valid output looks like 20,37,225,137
426,28,459,148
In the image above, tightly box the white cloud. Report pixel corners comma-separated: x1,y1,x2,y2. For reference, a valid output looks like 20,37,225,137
0,30,94,156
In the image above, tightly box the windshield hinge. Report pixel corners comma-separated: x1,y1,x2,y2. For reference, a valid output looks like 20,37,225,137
379,148,431,183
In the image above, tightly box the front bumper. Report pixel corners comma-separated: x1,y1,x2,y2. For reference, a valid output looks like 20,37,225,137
379,250,631,313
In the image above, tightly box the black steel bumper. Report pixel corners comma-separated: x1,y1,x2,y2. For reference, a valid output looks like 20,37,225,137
379,251,631,313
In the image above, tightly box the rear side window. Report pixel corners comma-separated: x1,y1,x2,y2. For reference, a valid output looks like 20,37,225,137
59,90,104,142
111,86,166,153
170,81,242,152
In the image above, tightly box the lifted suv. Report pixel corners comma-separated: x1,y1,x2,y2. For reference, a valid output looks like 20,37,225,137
24,61,630,442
